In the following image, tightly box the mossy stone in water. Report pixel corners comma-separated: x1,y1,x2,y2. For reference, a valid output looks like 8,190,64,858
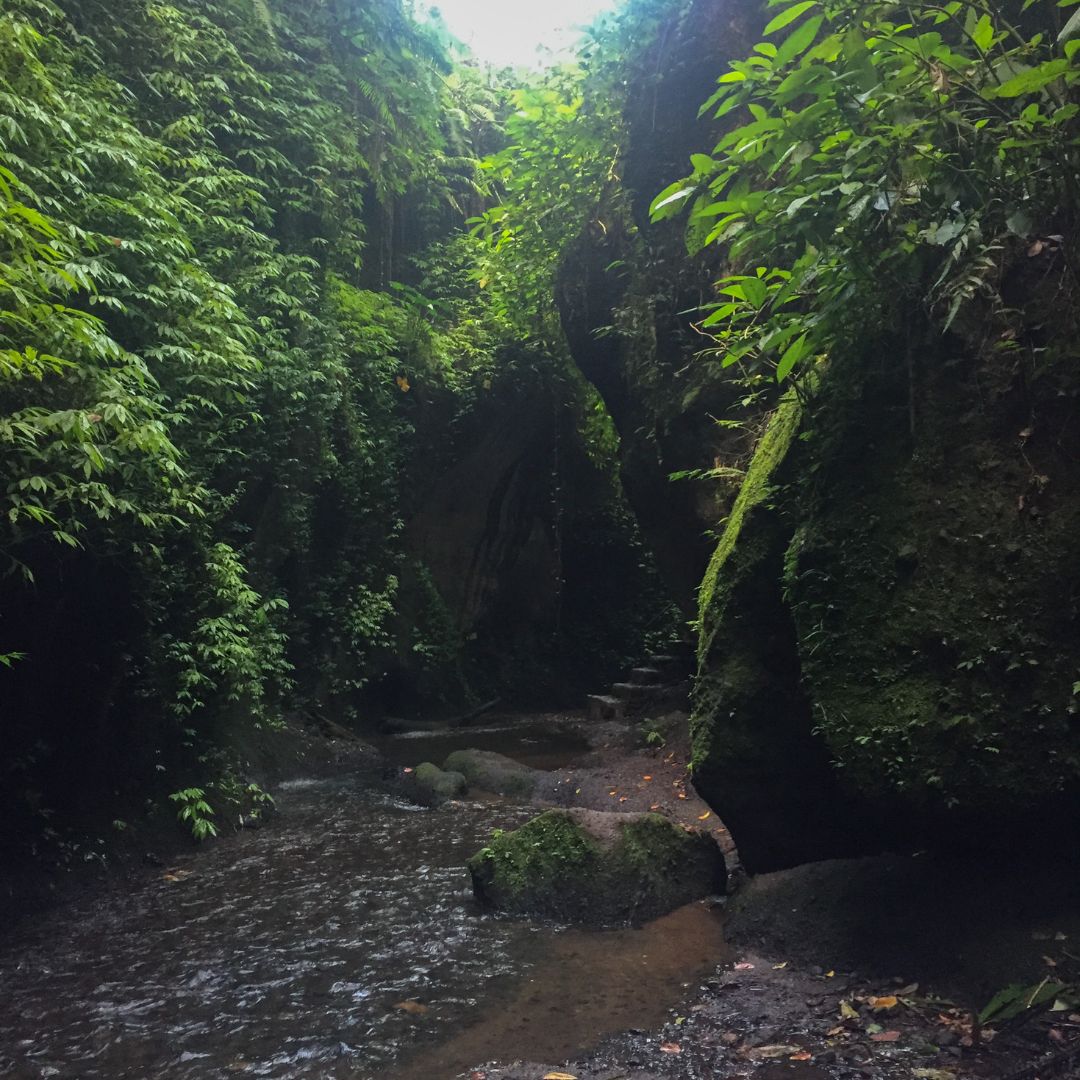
467,808,726,925
443,749,537,798
413,761,467,801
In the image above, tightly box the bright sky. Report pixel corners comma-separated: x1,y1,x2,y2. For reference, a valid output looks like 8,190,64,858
423,0,621,68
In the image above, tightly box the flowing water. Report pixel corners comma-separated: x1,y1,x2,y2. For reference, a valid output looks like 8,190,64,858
0,740,728,1080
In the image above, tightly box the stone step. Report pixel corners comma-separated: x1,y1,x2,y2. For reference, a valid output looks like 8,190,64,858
647,653,694,678
611,681,671,703
628,666,662,686
610,680,692,716
586,694,624,722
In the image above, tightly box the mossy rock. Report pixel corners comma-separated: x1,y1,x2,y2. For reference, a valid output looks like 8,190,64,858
771,329,1080,847
691,391,877,871
443,749,537,799
411,761,468,804
467,808,726,925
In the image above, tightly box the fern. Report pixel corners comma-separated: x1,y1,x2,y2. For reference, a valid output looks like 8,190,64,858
250,0,275,38
356,76,397,131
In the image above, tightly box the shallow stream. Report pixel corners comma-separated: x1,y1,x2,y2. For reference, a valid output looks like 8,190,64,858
0,734,728,1080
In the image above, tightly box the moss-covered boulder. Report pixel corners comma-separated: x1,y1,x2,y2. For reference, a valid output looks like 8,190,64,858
467,808,726,925
692,318,1080,868
443,749,537,799
410,762,468,804
783,333,1080,837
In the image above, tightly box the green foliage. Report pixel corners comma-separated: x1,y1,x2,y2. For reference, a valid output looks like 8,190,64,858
656,0,1080,384
0,0,685,850
163,542,291,724
0,0,512,824
979,980,1071,1024
169,786,218,840
470,70,619,341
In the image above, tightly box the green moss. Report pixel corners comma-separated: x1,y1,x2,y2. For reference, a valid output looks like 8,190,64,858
783,343,1080,813
413,761,467,799
697,389,803,658
691,391,804,774
414,761,441,785
617,814,703,881
468,811,599,897
468,810,725,924
443,749,536,797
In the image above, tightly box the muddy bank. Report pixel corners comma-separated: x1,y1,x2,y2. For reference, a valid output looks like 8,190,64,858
469,929,1079,1080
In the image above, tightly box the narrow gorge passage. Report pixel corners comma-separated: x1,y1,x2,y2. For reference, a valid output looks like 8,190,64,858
2,0,1079,1075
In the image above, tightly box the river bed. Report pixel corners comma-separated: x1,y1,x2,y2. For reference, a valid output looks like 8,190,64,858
0,768,728,1080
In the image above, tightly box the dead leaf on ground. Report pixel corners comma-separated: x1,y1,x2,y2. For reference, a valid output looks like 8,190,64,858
642,775,652,781
913,1070,956,1080
772,961,788,970
734,962,755,971
542,1073,578,1079
750,1045,802,1059
393,1000,428,1015
870,1030,900,1042
698,811,711,820
839,1000,859,1020
650,803,660,810
868,995,899,1011
790,1051,812,1061
660,1042,681,1053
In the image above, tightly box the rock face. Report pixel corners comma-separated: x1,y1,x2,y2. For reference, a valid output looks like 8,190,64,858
382,349,673,713
554,2,761,613
556,0,1080,870
690,393,881,872
692,320,1080,870
467,809,726,925
442,749,538,799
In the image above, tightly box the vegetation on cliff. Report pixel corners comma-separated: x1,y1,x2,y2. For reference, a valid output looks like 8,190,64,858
0,0,667,850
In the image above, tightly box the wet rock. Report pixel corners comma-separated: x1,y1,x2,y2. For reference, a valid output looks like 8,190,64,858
411,761,468,803
467,808,726,925
443,749,538,799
